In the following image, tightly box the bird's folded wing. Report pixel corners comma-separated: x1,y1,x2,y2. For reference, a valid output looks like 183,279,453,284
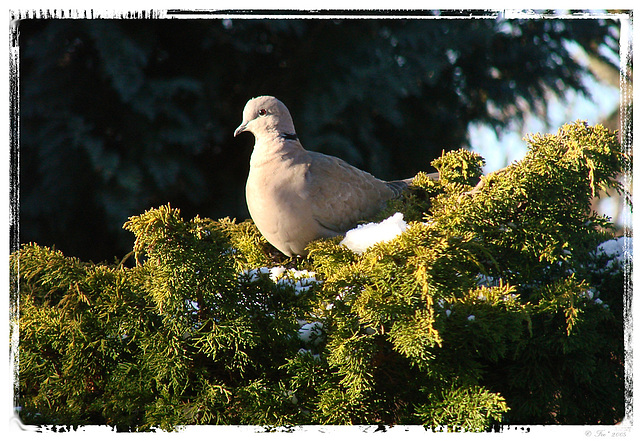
305,152,395,234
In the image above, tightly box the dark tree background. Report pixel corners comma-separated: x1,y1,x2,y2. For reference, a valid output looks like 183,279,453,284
16,12,620,262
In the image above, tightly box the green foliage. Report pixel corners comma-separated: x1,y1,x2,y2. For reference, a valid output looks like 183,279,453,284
415,384,509,432
14,122,628,431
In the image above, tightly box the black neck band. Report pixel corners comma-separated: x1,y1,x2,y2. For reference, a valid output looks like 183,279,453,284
281,132,298,141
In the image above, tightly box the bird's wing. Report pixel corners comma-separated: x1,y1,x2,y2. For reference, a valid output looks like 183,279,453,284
303,152,396,234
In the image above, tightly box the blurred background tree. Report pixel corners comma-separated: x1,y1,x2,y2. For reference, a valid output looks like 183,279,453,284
16,12,622,262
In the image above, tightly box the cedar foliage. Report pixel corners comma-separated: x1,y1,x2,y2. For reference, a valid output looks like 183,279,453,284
13,122,630,431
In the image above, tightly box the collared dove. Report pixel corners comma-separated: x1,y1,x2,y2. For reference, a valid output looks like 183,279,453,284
234,95,428,257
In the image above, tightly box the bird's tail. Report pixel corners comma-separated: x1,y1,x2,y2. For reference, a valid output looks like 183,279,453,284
386,172,439,197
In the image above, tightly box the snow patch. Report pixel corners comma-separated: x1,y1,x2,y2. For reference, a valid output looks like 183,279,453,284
239,266,320,295
595,236,632,268
340,212,408,254
297,321,324,343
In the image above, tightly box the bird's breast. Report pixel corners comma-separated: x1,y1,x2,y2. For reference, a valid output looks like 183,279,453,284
246,153,317,255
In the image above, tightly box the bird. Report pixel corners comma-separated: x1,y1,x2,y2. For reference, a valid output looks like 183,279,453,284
234,95,426,257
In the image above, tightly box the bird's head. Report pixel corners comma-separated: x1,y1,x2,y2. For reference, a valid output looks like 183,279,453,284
234,96,297,139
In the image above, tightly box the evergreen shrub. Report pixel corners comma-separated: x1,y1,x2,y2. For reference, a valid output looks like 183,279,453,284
13,122,630,431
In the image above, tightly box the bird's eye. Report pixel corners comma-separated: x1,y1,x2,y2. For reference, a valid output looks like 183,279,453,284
258,108,267,116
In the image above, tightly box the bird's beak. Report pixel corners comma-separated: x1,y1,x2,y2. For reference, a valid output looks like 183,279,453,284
234,122,248,137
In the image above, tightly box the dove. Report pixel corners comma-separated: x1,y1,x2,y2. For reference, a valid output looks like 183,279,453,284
234,95,425,257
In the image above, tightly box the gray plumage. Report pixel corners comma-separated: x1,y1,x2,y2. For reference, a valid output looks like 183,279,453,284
234,96,417,257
